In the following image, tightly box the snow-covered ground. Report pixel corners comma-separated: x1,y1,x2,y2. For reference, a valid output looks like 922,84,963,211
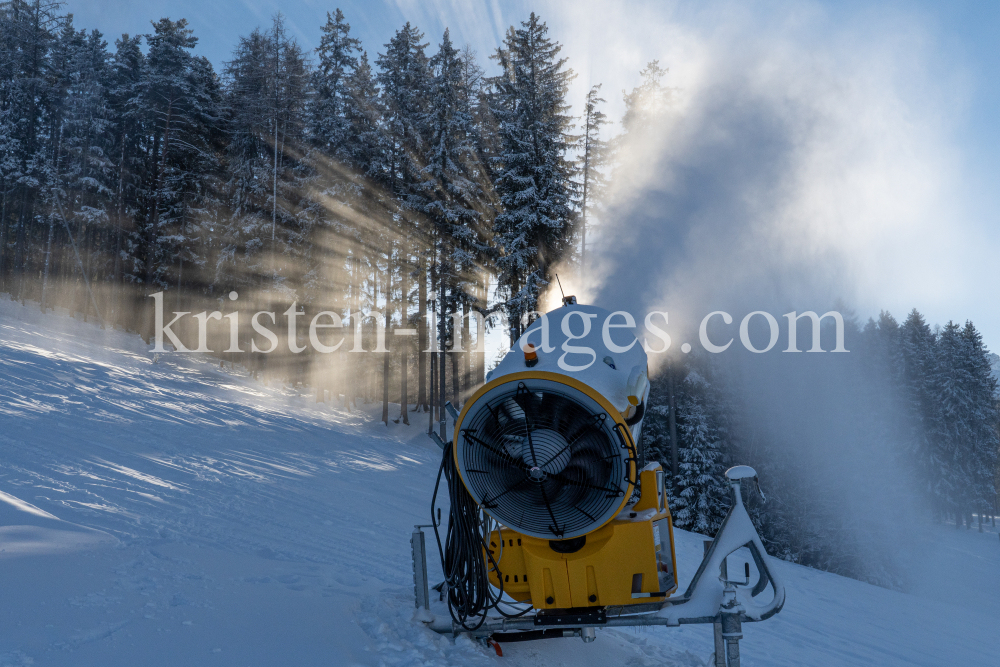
1,296,998,666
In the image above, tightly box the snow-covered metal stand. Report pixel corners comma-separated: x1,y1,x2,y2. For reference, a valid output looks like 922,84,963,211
415,465,785,666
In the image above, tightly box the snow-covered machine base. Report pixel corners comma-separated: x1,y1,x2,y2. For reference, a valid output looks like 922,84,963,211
415,452,785,666
414,301,785,665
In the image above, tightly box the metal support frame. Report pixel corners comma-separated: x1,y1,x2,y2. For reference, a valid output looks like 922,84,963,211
706,540,727,667
411,527,430,611
412,465,785,665
411,509,442,612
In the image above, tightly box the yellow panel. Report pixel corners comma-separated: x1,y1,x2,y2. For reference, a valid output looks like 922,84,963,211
486,511,678,610
485,532,531,601
632,465,663,512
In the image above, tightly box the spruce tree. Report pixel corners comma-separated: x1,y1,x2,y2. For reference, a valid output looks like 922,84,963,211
219,16,309,300
900,309,940,508
310,9,361,161
106,32,146,321
620,60,669,138
578,84,608,277
489,13,576,342
670,370,730,535
137,17,221,308
932,321,973,517
0,0,59,296
960,321,999,522
376,22,431,417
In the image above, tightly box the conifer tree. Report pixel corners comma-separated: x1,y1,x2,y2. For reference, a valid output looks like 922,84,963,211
42,20,116,317
0,0,60,296
578,84,607,277
310,9,360,161
932,321,973,517
900,309,940,507
106,32,146,323
489,13,576,342
136,17,221,313
219,16,308,300
620,59,669,139
376,22,430,415
670,370,730,535
959,321,999,523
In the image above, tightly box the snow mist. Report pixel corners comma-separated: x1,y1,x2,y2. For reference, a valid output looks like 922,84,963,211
549,1,963,586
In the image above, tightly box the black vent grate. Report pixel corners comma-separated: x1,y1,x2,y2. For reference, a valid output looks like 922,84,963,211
458,380,632,539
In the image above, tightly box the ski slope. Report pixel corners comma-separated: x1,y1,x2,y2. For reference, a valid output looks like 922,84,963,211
1,296,998,667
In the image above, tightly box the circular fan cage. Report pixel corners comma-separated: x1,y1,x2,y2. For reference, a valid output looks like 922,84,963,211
456,378,637,540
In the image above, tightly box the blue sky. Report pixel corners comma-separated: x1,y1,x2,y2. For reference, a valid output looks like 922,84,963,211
68,0,1000,348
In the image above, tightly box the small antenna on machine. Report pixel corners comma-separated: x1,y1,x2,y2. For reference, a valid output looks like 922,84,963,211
555,274,577,307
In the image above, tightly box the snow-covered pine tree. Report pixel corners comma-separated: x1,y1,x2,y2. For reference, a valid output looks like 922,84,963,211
105,33,147,327
900,309,941,511
670,369,730,535
578,84,608,278
136,18,221,318
619,59,669,140
298,9,368,398
931,320,974,520
373,22,432,421
303,8,364,302
335,49,382,409
959,321,999,527
310,9,360,162
219,16,309,303
376,22,428,204
420,34,479,319
41,19,116,318
488,13,576,342
0,0,60,297
424,29,485,406
457,45,493,391
858,313,915,482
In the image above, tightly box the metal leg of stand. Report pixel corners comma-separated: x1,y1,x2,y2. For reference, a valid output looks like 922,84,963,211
714,622,727,667
705,540,727,667
721,612,742,667
411,527,430,610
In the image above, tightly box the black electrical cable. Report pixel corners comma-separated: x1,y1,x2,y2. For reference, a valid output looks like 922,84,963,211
432,442,532,631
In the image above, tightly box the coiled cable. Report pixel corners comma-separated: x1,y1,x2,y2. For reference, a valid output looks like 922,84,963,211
432,442,531,630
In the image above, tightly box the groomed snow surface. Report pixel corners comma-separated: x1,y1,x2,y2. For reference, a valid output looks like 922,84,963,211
1,296,998,667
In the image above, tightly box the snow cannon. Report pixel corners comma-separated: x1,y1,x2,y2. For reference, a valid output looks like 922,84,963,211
415,300,785,667
452,302,677,608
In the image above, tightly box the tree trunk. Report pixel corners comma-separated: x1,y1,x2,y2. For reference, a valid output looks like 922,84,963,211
399,247,409,424
462,300,471,399
668,362,679,481
417,251,427,411
40,214,54,312
0,178,8,287
451,290,460,405
381,248,392,425
476,272,487,385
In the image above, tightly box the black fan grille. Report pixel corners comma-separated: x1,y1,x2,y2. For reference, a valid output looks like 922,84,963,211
457,379,635,539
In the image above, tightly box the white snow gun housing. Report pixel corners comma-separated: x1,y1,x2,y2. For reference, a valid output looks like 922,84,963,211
413,302,784,665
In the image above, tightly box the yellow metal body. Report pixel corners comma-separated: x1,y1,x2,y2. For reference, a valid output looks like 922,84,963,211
455,369,678,610
485,464,679,609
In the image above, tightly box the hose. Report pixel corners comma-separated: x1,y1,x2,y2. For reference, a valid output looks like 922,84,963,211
431,442,531,630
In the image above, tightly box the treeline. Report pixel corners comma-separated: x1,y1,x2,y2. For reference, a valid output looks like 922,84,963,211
0,1,633,418
645,309,1000,587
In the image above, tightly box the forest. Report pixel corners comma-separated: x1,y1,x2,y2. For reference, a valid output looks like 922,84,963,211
1,0,997,587
0,2,611,418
